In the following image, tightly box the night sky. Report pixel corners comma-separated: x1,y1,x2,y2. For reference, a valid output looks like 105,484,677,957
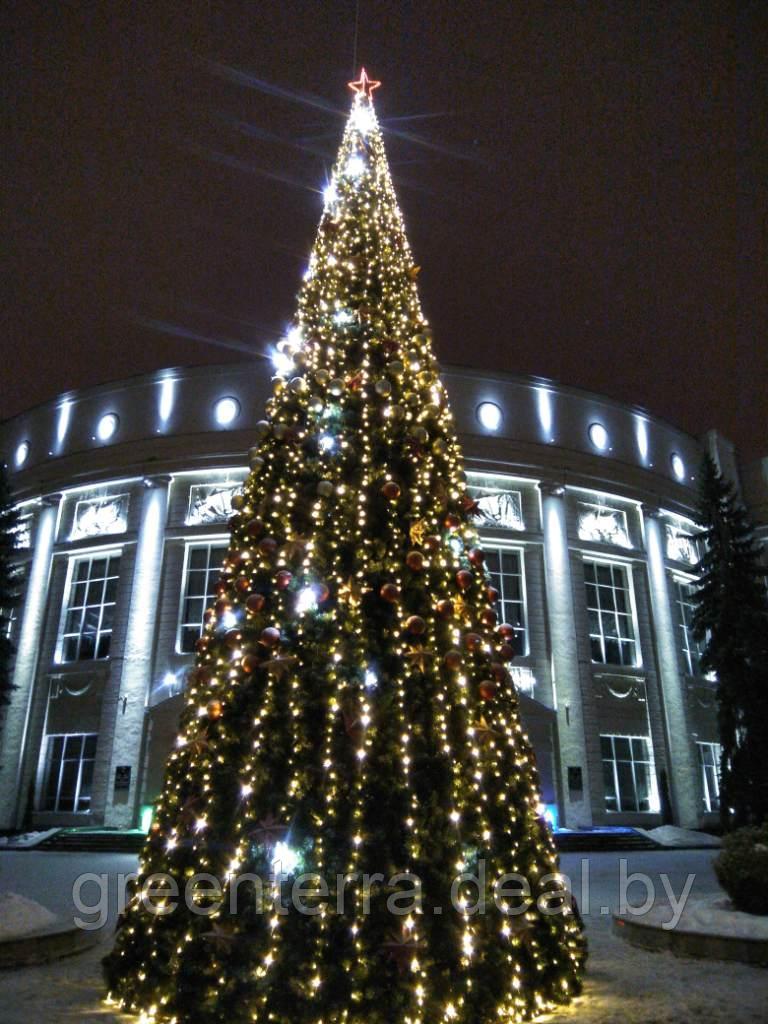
2,2,766,459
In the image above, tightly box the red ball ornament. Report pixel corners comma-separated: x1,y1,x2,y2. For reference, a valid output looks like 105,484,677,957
498,643,516,662
316,583,330,604
464,632,483,651
406,550,424,572
224,629,242,649
436,599,454,619
258,537,278,557
214,599,230,616
424,535,441,552
444,513,461,531
479,680,498,701
491,661,508,681
380,582,400,604
498,623,516,641
259,626,281,648
235,577,250,595
406,615,427,635
247,518,265,539
245,593,266,615
480,608,497,627
456,570,474,590
444,650,462,670
486,586,500,603
241,654,259,674
468,547,485,567
275,570,293,590
207,698,223,719
381,480,402,501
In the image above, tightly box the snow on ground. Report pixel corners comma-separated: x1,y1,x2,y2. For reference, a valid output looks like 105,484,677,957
639,826,722,849
0,830,59,850
0,893,59,940
0,849,764,1022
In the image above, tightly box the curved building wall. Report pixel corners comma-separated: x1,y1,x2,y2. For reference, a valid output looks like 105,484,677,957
0,362,729,832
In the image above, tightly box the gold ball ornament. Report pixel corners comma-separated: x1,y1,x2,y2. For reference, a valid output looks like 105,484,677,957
375,378,392,397
317,479,334,498
207,699,223,720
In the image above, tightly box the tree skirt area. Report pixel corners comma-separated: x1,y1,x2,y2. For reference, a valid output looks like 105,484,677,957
0,893,60,941
0,913,765,1023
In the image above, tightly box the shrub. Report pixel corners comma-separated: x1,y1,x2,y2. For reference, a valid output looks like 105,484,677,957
714,824,768,915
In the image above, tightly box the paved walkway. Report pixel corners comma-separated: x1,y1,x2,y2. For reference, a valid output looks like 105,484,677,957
0,850,765,1022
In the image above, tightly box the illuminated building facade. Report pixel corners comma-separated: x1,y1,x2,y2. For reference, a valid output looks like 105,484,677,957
1,361,764,832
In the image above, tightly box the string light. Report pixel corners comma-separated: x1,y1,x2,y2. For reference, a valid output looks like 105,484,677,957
104,69,585,1024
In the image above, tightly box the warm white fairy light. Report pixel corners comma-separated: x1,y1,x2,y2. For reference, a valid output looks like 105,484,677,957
106,66,584,1024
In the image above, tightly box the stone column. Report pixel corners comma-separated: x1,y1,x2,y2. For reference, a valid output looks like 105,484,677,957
539,484,592,827
0,494,62,828
643,509,700,827
103,476,170,828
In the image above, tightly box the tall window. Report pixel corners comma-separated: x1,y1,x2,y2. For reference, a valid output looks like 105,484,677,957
584,560,638,666
697,741,721,813
59,554,121,662
484,547,527,655
178,543,228,653
674,579,705,675
601,734,658,812
41,733,97,813
1,606,17,640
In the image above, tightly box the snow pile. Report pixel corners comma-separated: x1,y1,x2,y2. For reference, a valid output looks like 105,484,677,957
0,829,59,849
640,825,721,848
0,892,59,940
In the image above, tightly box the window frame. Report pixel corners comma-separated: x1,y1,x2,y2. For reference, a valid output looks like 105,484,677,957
600,733,659,813
176,538,229,654
697,741,721,813
40,732,98,814
583,557,641,667
55,549,122,664
482,542,529,656
673,576,705,676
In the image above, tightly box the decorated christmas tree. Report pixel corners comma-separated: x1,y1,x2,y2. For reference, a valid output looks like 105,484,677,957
105,70,585,1023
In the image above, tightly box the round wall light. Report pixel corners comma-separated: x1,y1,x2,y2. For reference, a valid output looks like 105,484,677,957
214,396,240,426
14,440,30,468
96,413,119,442
588,422,609,451
671,452,686,481
477,401,502,433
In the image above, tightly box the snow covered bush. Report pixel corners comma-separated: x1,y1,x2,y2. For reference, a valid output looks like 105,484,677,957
714,824,768,914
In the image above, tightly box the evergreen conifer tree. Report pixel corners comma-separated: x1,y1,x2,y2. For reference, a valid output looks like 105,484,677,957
105,71,585,1023
692,454,768,828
